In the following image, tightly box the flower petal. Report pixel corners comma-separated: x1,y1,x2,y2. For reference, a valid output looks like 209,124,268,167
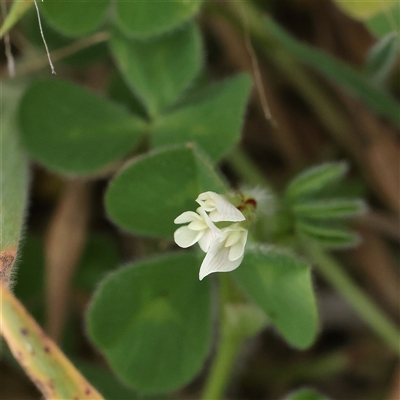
174,211,200,224
197,191,245,222
199,240,243,280
212,193,245,222
197,207,221,234
224,229,241,247
174,226,203,248
228,229,248,261
188,219,208,231
195,191,215,212
198,229,213,252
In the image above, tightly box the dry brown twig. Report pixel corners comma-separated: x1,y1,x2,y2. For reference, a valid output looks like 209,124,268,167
45,180,91,342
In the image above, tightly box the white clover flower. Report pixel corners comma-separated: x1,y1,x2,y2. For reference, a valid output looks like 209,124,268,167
174,191,251,280
174,207,220,252
196,191,245,222
199,223,248,280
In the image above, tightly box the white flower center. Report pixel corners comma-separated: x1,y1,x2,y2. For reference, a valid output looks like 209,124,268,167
174,207,220,252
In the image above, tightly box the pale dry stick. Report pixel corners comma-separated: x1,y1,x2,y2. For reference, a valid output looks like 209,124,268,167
224,0,354,140
45,180,91,342
0,0,16,77
0,283,104,399
240,2,274,125
15,31,109,76
33,0,55,74
206,15,308,167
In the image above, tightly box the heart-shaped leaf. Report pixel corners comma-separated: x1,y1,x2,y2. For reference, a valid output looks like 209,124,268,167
152,74,253,161
40,0,109,37
86,252,212,393
105,144,226,237
115,0,202,39
233,246,319,349
18,79,147,175
110,22,203,117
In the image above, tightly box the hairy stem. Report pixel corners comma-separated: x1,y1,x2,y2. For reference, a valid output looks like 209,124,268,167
0,283,104,399
201,329,242,400
202,275,244,400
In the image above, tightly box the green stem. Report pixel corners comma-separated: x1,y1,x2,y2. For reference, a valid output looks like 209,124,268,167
201,329,242,400
201,275,244,400
306,243,400,354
